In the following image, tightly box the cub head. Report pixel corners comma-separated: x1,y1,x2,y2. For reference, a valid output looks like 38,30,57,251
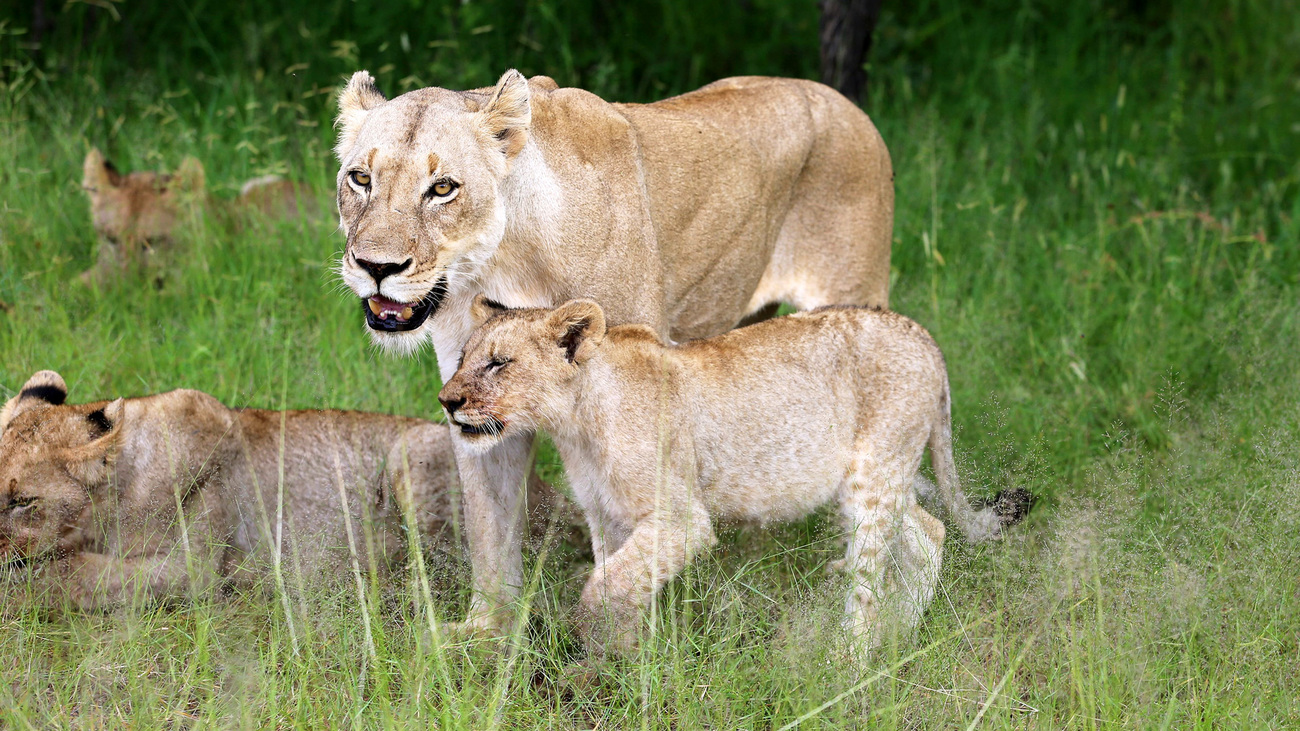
82,148,206,247
0,371,125,564
333,69,534,352
438,297,605,451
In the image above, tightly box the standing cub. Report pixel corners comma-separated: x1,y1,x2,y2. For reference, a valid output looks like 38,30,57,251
439,298,1030,656
0,370,565,610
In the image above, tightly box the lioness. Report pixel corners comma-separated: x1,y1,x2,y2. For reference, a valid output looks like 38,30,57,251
333,69,894,633
80,149,313,284
0,370,565,610
438,297,1031,656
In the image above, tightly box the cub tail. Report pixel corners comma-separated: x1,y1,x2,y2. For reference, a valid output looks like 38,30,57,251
926,373,1034,543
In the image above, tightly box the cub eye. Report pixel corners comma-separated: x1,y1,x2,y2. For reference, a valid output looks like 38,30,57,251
8,496,36,511
486,357,510,373
349,171,371,187
428,179,458,199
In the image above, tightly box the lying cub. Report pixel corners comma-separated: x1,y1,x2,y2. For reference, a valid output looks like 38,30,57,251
439,297,1030,657
79,148,314,285
0,370,564,610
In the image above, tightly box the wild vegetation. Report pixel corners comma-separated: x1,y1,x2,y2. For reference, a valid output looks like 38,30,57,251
1,0,1297,727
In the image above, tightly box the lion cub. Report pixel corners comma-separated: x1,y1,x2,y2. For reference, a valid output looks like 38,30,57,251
79,148,313,284
0,370,564,610
439,297,1030,656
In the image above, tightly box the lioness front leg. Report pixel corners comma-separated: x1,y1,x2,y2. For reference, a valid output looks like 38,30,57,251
576,505,716,656
452,428,532,635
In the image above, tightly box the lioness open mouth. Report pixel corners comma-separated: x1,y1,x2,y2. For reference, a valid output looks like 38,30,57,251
454,416,505,437
363,277,448,332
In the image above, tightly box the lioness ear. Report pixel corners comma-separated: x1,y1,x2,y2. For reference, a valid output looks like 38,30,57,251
479,69,531,157
335,70,387,161
1,370,68,432
82,148,120,191
61,398,125,486
469,294,511,330
173,156,206,194
546,299,606,364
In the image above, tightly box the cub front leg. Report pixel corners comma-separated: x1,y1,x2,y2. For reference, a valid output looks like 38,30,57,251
576,504,717,656
452,428,533,635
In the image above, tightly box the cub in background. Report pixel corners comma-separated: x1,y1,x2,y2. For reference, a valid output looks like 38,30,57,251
439,297,1032,659
79,148,315,285
0,370,573,611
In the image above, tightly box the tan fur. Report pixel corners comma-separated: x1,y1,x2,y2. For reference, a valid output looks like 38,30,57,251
440,299,1026,657
0,370,570,610
79,149,315,285
333,70,894,633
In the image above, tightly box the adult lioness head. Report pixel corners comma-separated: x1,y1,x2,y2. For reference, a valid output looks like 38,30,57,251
0,371,124,565
333,69,533,352
438,296,605,452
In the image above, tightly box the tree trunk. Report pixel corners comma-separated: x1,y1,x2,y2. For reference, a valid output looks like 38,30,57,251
819,0,883,104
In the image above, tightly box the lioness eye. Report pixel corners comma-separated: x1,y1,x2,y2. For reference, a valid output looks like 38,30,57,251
349,171,371,187
429,179,458,198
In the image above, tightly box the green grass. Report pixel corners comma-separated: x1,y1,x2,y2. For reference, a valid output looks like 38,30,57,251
2,0,1298,727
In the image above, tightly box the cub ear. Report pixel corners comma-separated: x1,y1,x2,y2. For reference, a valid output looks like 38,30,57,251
82,148,120,191
85,397,124,438
1,370,69,432
545,299,606,364
173,156,206,194
478,69,531,157
469,294,511,331
335,70,387,161
61,398,126,486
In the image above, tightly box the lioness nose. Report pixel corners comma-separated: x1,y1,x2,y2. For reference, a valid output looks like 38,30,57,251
355,257,412,285
439,396,466,416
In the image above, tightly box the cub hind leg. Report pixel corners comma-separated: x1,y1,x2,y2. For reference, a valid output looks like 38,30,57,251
838,461,913,655
839,417,930,656
881,504,945,633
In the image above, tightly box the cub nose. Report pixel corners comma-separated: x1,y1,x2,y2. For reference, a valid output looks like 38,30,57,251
439,396,466,417
355,257,412,285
